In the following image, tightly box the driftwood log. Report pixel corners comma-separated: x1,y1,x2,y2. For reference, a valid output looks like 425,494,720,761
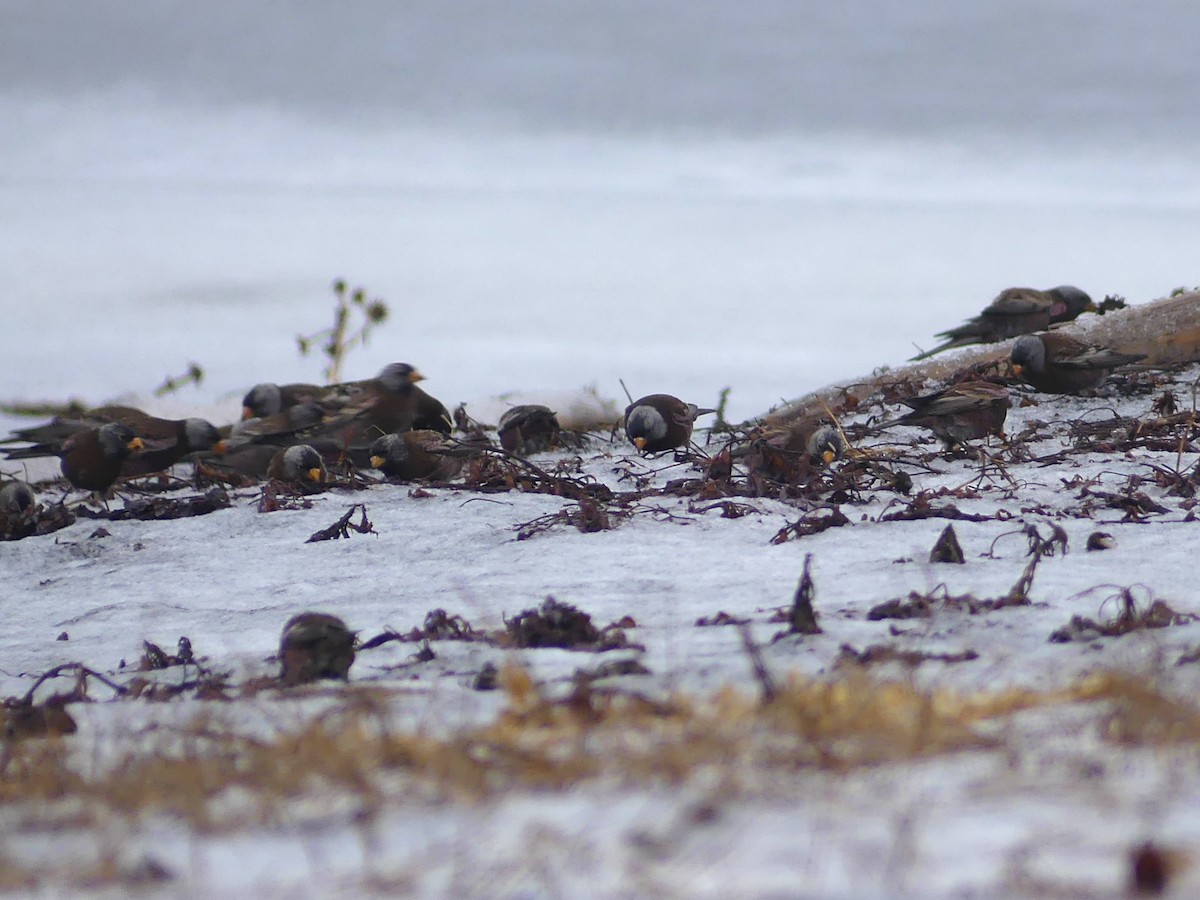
765,290,1200,427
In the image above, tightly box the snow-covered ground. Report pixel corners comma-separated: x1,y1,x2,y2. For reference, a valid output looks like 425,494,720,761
5,343,1200,896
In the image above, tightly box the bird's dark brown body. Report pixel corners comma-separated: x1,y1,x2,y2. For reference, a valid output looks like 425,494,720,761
230,366,452,473
199,444,281,481
229,403,326,445
411,387,453,435
279,612,356,685
883,382,1011,445
912,286,1095,360
3,406,222,477
241,382,324,420
370,431,465,481
498,405,562,455
305,363,433,447
624,394,710,453
243,377,451,434
744,420,847,484
58,424,146,492
1010,332,1145,394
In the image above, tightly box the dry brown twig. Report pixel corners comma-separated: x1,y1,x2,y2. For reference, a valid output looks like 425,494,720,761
306,504,377,543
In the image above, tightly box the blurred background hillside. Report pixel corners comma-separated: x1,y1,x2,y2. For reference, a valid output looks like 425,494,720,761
3,1,1198,421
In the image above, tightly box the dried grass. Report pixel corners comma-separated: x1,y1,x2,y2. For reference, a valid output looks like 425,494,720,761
1,668,1196,839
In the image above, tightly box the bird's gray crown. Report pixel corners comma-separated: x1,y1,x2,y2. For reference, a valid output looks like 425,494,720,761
1010,334,1046,371
283,444,322,471
370,433,408,462
377,363,417,393
627,404,667,440
244,383,283,417
183,419,219,450
97,423,137,456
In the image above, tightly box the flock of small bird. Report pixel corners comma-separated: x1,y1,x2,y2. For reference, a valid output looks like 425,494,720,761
882,284,1143,445
0,284,1156,689
0,284,1147,511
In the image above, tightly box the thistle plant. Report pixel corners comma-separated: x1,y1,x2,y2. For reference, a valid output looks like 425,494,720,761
153,362,204,397
297,280,390,384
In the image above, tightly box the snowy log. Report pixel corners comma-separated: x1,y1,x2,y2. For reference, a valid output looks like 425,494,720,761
764,289,1200,426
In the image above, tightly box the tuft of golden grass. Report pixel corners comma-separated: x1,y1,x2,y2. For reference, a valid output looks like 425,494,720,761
0,856,34,892
1095,675,1200,745
2,668,1198,838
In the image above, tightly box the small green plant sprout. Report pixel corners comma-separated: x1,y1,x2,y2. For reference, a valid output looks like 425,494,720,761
709,386,737,433
1096,294,1128,314
153,362,205,397
297,280,390,384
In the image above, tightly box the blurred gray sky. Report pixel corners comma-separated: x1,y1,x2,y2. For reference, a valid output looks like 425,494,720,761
3,1,1198,142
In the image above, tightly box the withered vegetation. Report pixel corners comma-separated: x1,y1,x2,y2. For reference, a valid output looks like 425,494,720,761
355,602,638,654
785,554,822,636
869,523,1061,620
152,362,205,398
928,523,965,563
836,644,979,667
360,608,483,649
695,611,751,627
255,480,320,512
771,506,850,544
306,503,376,543
76,488,231,522
2,666,1192,842
1130,841,1172,896
0,501,75,541
1049,587,1198,643
138,636,196,671
504,597,636,651
296,280,390,384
